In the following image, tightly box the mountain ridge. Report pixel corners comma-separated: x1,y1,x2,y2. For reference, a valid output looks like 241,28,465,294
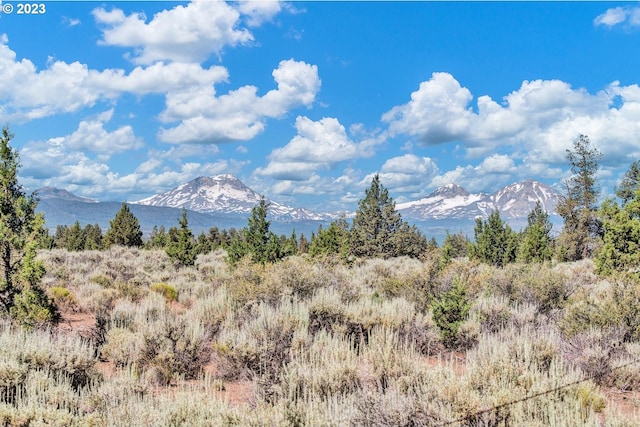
396,179,563,221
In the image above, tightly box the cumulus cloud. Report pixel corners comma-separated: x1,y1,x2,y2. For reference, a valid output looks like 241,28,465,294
93,2,256,64
0,35,230,123
158,59,321,144
429,156,517,194
256,115,383,180
375,154,440,198
51,110,144,159
383,72,640,172
237,1,282,27
0,35,315,146
20,133,245,201
383,72,474,144
594,6,640,28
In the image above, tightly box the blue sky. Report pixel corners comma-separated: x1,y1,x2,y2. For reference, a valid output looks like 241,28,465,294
1,1,640,212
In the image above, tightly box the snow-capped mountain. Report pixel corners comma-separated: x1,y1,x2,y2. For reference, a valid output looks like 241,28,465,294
397,180,563,221
133,174,335,222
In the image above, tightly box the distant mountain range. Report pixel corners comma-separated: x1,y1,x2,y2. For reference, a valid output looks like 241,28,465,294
396,179,562,221
34,174,565,241
133,174,339,222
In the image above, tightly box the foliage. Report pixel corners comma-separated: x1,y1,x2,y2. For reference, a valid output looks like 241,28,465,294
150,283,178,302
165,208,198,267
556,135,602,261
145,225,168,249
0,126,59,328
470,210,519,267
309,216,350,260
596,177,640,276
104,202,143,248
440,231,470,263
349,174,427,259
616,160,640,206
431,277,471,348
227,197,284,265
517,201,554,263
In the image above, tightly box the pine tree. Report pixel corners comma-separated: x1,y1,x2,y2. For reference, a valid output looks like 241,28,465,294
350,174,426,258
517,201,554,263
0,126,59,327
65,221,85,251
165,208,197,266
441,231,470,263
104,202,143,247
556,135,602,260
471,210,519,267
83,224,103,250
145,225,167,249
616,160,640,207
595,187,640,276
309,217,350,260
226,196,283,265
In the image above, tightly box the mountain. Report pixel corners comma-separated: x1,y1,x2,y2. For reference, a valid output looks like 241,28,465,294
133,174,336,221
397,179,563,221
35,187,98,204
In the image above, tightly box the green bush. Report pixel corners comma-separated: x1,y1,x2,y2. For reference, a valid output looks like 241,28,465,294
431,278,471,349
150,283,178,302
48,286,78,312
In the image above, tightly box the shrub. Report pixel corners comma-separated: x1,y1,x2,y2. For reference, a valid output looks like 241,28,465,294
101,327,142,367
48,286,78,312
150,283,178,302
431,277,471,349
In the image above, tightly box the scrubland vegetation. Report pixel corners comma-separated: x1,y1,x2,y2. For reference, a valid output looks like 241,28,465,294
3,129,640,425
0,248,637,426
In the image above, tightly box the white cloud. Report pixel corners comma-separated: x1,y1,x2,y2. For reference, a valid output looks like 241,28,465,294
367,154,440,199
594,6,640,28
383,72,473,144
257,115,384,180
93,2,256,65
237,1,282,27
158,59,321,144
0,36,229,123
54,110,144,158
383,72,640,169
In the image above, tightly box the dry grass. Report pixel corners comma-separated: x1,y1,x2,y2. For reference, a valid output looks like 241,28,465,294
0,247,634,425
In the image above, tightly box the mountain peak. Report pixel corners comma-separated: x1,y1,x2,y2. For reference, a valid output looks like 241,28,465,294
398,179,562,221
35,187,97,203
428,183,470,198
133,174,337,221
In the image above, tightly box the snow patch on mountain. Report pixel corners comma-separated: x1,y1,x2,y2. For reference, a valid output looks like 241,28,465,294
133,175,338,221
397,179,563,221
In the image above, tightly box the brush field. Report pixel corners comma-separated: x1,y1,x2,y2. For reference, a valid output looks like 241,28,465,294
2,247,640,426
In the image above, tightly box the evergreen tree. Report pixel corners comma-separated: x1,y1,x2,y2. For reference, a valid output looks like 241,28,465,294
350,174,426,258
281,230,299,257
65,220,85,251
226,197,283,265
616,160,640,207
471,210,519,267
595,193,640,276
83,224,103,250
556,135,602,260
104,202,143,247
441,231,470,263
145,225,167,249
297,233,310,254
165,208,197,267
517,201,554,263
0,126,59,327
309,217,350,260
53,225,68,249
